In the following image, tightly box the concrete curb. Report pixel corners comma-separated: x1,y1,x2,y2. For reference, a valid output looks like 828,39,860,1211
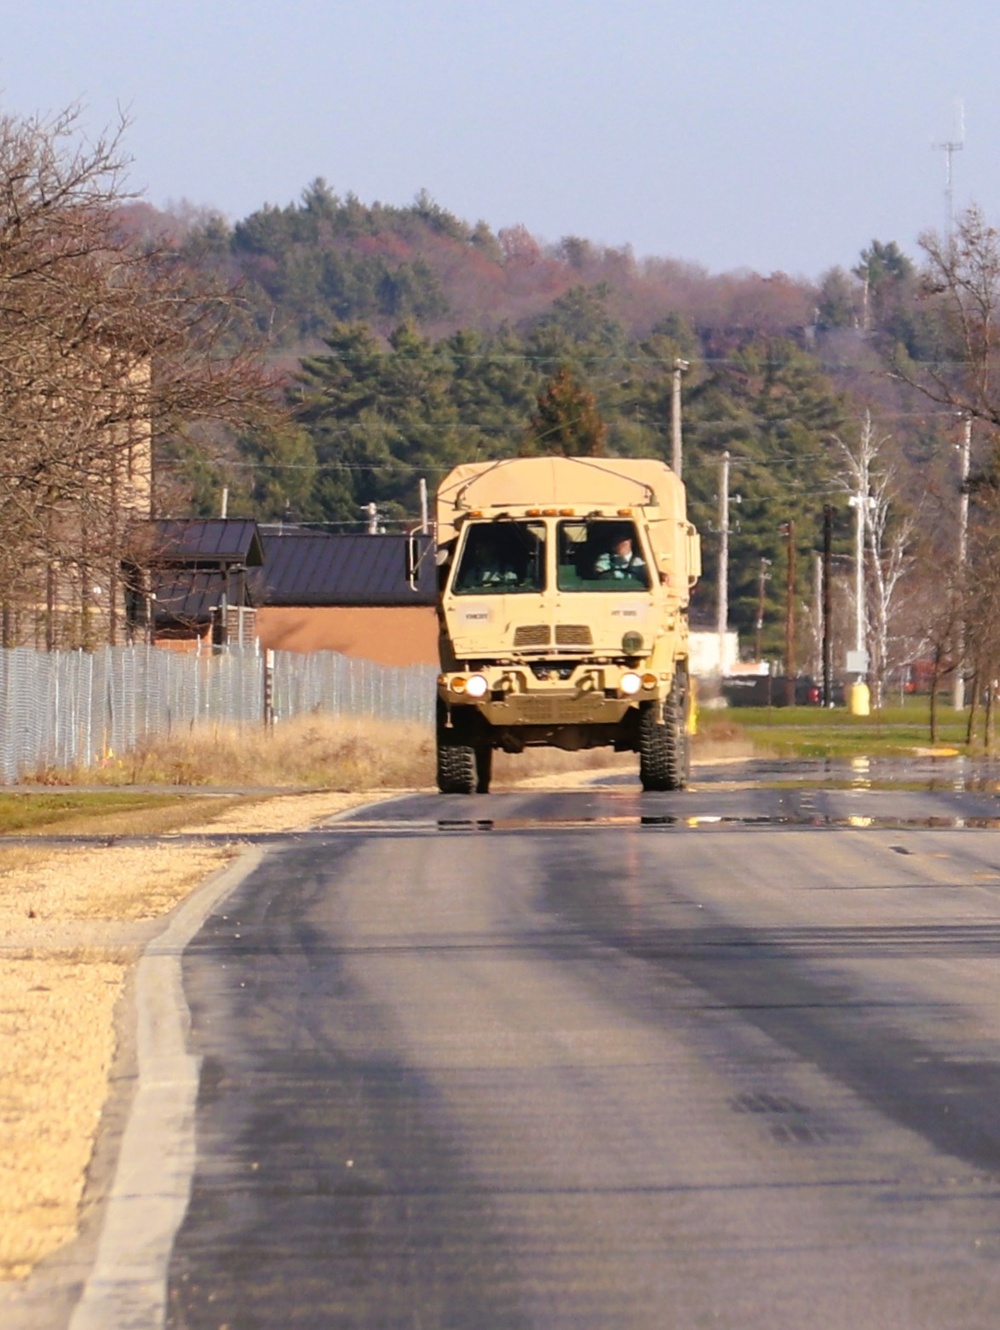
67,847,265,1330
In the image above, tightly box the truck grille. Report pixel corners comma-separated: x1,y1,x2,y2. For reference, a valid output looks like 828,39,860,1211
514,624,550,647
555,624,593,646
513,694,621,724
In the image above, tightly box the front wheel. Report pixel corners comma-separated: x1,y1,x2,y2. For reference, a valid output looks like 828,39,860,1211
639,671,689,792
436,735,477,793
436,701,477,794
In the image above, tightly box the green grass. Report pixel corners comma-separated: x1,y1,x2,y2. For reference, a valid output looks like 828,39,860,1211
700,698,969,759
0,791,196,834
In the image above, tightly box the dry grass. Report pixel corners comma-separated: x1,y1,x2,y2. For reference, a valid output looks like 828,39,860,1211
27,715,437,790
0,954,123,1279
22,712,755,797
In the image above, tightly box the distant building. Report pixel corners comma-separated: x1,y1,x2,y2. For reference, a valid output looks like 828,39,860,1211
128,518,263,651
688,628,741,678
253,527,437,667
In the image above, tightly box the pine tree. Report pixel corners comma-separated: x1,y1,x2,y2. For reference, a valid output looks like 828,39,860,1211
522,367,606,457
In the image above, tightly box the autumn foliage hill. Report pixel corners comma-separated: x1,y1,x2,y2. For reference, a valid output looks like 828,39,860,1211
116,181,818,354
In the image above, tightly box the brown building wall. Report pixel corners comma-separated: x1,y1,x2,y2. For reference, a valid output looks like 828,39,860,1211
256,605,438,666
152,628,212,653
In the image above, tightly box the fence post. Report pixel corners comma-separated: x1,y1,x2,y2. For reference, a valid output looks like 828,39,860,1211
263,648,275,728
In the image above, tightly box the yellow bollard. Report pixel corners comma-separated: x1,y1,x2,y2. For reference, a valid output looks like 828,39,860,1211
687,676,698,735
848,681,870,716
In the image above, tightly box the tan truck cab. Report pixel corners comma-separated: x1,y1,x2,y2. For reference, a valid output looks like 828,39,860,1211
422,455,701,793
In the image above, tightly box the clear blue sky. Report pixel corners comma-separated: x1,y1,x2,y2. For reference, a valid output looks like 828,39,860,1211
2,0,996,279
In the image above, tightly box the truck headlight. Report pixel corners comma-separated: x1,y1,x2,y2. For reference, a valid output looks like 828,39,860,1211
620,672,642,695
465,674,489,698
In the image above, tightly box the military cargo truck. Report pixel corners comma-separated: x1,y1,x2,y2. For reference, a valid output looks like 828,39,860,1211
417,455,701,794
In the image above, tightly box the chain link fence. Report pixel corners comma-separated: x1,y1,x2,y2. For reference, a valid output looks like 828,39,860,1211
0,646,438,783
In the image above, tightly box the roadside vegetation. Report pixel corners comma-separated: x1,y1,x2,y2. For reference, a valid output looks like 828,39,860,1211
0,791,194,835
698,698,969,760
22,715,435,791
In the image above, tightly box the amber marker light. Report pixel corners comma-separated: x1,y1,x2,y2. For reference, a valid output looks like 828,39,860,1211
641,673,658,690
451,676,467,693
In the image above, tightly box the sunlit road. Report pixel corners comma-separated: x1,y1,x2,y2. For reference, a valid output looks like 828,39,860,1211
165,760,1000,1328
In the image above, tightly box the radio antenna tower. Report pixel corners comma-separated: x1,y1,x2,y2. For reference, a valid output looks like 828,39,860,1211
933,99,965,237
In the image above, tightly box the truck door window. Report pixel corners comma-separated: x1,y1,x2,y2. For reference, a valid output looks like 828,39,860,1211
452,521,546,594
557,520,650,591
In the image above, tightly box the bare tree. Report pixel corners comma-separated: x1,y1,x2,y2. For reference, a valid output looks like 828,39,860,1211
832,412,919,708
903,207,1000,436
0,104,278,645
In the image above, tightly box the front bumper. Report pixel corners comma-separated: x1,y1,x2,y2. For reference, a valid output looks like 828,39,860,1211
449,689,635,727
438,662,668,728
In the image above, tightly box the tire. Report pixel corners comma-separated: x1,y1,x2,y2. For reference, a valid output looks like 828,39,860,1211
663,669,691,790
437,735,477,793
639,670,689,792
436,701,477,794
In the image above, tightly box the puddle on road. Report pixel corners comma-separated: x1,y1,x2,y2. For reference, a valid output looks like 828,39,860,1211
436,813,1000,833
697,754,1000,796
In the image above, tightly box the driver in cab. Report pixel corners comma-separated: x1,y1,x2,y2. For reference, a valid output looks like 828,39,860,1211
594,533,645,579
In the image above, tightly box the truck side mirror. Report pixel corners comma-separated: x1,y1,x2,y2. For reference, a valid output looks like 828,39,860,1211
687,525,702,584
406,531,437,591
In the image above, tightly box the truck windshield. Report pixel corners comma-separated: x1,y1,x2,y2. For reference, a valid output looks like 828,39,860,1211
556,519,650,591
452,520,547,594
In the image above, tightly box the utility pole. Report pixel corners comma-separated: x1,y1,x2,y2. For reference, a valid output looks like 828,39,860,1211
755,556,771,662
848,490,874,673
671,358,689,477
783,519,796,705
953,413,971,709
717,451,730,676
822,504,833,707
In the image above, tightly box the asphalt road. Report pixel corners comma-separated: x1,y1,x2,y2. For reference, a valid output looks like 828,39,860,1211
151,761,1000,1327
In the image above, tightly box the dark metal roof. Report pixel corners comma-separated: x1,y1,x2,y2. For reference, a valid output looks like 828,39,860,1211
151,569,254,626
254,529,436,607
148,519,264,567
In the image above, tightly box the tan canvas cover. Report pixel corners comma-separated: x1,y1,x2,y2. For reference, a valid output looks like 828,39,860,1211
436,456,684,542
